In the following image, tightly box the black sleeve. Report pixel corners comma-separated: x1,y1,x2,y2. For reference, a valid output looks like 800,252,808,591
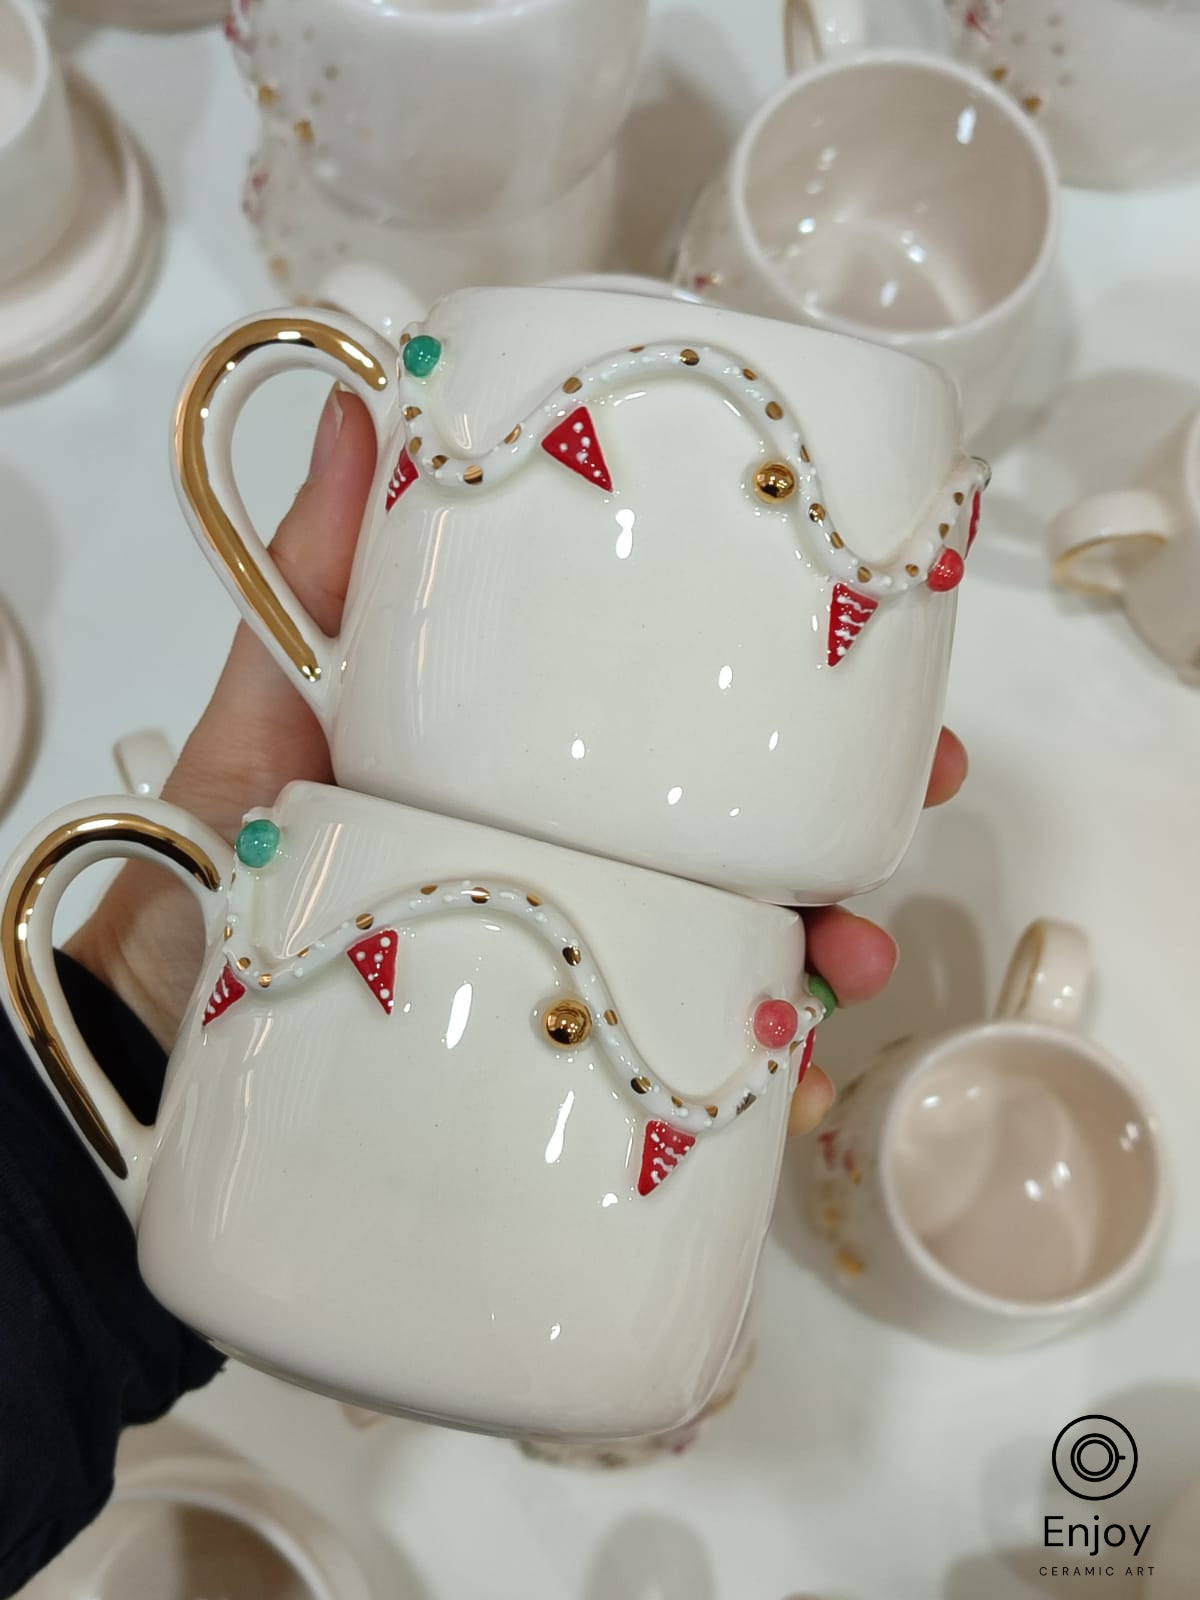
0,953,223,1597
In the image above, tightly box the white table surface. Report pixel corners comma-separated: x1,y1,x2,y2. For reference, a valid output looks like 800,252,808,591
3,4,1200,1598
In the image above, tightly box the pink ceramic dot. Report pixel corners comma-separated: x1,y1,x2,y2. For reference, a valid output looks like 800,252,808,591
753,999,799,1049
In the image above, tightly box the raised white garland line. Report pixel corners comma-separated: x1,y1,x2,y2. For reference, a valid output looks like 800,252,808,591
219,872,823,1136
395,333,989,601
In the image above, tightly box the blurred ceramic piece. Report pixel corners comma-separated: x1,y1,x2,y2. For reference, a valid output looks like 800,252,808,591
0,73,160,404
545,272,703,302
673,51,1058,436
782,0,866,68
56,0,226,26
945,0,1200,190
245,129,618,309
114,729,175,797
17,1419,372,1600
804,920,1166,1351
1049,408,1200,683
172,290,985,905
0,593,32,815
0,0,80,286
0,780,820,1437
229,0,647,227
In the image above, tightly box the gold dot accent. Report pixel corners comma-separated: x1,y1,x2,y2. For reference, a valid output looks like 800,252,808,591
463,465,484,485
800,445,811,463
671,1095,684,1108
991,64,1008,80
1022,95,1043,114
753,462,797,502
939,522,950,538
258,973,272,989
736,1092,757,1115
257,83,278,107
355,913,374,930
399,332,411,345
604,1008,619,1026
409,436,422,456
680,348,700,366
294,119,315,144
224,924,233,941
705,1104,719,1119
268,256,288,282
822,1205,842,1229
297,946,311,959
850,1168,863,1186
830,531,844,549
632,1076,652,1095
836,1248,865,1277
431,454,447,469
504,424,521,444
236,957,251,971
403,405,422,420
857,565,872,583
954,491,965,505
742,366,758,380
543,999,592,1049
629,345,645,353
765,401,784,420
469,887,490,904
809,502,826,523
563,376,582,394
789,1039,801,1055
526,893,542,906
906,563,920,577
421,884,438,895
323,64,339,80
562,945,582,966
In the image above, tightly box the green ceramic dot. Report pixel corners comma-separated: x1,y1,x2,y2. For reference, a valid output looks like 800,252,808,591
235,818,281,869
807,971,838,1016
403,334,442,378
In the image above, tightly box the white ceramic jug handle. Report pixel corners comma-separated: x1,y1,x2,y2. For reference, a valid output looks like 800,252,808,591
314,262,427,347
1048,489,1171,597
993,918,1090,1029
172,308,402,727
783,0,866,70
0,796,233,1223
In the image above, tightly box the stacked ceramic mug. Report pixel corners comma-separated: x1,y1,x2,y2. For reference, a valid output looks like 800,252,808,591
0,286,986,1441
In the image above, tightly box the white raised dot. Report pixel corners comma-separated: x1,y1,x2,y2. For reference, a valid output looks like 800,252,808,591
380,989,390,1000
381,936,391,948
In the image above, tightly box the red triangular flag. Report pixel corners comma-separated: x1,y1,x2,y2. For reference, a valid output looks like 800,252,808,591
795,1027,816,1085
967,488,982,552
827,583,878,666
637,1119,697,1196
346,929,398,1015
384,448,418,511
541,407,613,492
202,960,246,1027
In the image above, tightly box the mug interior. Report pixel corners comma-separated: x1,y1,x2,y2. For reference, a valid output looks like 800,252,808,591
885,1026,1159,1306
739,57,1053,336
0,0,41,149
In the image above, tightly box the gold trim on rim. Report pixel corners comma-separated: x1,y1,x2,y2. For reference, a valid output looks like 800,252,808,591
1052,531,1168,597
1,815,223,1180
174,316,391,684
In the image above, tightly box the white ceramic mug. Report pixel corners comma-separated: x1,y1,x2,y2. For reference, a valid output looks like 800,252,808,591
804,920,1166,1351
782,0,866,69
0,780,823,1436
1048,409,1200,683
672,51,1058,436
172,289,986,906
945,0,1200,190
228,0,647,227
0,0,80,286
246,129,619,308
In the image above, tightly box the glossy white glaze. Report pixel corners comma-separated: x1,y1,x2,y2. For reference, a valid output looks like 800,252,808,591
947,0,1200,189
1,782,807,1436
673,51,1059,436
0,0,80,286
802,921,1167,1351
229,0,647,227
174,288,976,904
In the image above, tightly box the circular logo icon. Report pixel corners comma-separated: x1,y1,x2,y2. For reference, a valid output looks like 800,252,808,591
1052,1416,1138,1501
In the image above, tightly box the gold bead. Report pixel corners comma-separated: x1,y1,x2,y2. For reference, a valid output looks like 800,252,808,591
753,461,797,502
543,999,593,1048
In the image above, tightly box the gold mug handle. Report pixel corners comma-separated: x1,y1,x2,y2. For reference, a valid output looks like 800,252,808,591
0,798,232,1222
171,309,402,725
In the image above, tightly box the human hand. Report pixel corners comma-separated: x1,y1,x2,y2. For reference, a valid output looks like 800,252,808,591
67,391,967,1135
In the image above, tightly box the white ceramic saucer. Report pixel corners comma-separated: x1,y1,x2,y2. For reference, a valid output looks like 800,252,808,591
0,594,32,814
0,71,160,405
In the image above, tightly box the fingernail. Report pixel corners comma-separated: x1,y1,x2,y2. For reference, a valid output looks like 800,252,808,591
308,385,345,481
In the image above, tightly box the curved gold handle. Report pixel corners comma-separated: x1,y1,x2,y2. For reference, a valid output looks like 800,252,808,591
172,310,400,712
0,801,232,1218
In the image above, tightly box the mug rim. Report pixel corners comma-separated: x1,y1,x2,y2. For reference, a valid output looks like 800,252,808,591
729,48,1061,351
876,1016,1168,1321
0,0,52,156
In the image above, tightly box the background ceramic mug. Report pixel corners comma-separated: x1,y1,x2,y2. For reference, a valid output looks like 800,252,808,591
1049,408,1200,683
0,780,818,1436
804,920,1166,1351
228,0,647,227
173,289,985,906
945,0,1200,190
672,51,1058,436
0,0,81,285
